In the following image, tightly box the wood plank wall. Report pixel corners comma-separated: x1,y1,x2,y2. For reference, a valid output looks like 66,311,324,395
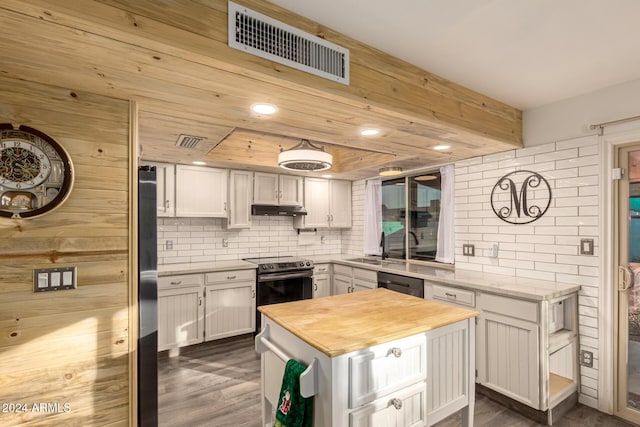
0,77,131,426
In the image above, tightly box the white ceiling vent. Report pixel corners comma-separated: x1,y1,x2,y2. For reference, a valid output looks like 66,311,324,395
228,1,349,85
175,134,207,149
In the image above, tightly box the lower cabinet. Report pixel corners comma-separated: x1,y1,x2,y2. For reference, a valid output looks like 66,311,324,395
313,263,331,298
204,269,256,341
158,274,205,353
158,269,256,353
332,264,377,295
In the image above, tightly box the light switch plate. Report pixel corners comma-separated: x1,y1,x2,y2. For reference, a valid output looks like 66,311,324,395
580,238,594,256
33,266,77,292
462,244,475,256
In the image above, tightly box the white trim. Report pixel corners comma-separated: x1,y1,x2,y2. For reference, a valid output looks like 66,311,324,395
599,121,640,414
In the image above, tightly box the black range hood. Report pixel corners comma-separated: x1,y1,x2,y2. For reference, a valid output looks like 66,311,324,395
251,204,307,216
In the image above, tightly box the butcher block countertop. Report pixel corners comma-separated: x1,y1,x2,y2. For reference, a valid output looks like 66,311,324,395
258,288,479,358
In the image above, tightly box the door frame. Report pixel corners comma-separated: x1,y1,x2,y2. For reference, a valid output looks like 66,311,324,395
602,122,640,418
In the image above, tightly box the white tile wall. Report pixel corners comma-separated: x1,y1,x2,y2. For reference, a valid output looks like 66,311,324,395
157,181,364,264
455,135,601,407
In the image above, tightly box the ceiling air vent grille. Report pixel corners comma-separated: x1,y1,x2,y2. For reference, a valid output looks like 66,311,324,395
175,134,207,149
228,1,349,85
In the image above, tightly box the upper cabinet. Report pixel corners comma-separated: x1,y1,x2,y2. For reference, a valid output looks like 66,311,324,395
176,165,228,217
295,178,351,228
228,170,252,229
253,172,303,206
141,161,175,217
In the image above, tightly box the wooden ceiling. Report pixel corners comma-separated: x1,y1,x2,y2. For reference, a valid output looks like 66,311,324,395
0,0,523,180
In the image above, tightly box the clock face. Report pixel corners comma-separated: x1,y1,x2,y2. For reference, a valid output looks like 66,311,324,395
0,125,73,219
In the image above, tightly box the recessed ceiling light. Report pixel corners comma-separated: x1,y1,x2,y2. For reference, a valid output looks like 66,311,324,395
379,166,403,177
251,103,278,115
360,128,380,136
433,145,451,151
192,161,206,165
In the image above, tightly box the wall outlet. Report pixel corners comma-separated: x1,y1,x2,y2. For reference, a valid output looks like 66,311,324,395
222,238,229,248
487,243,499,258
580,350,594,368
462,244,475,256
165,240,173,250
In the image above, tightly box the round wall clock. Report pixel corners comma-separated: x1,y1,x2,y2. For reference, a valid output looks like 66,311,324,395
0,124,74,219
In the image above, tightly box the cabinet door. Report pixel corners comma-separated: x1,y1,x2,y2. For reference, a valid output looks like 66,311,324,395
158,286,204,351
141,161,175,217
313,275,330,298
333,274,352,295
302,177,330,228
349,382,427,427
476,311,540,409
253,172,279,205
329,179,351,228
204,281,256,340
279,175,303,206
228,170,252,228
176,165,228,217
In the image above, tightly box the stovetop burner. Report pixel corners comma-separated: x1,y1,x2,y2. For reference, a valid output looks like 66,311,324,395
243,256,313,273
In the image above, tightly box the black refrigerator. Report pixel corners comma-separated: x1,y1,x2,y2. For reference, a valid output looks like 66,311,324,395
138,165,158,426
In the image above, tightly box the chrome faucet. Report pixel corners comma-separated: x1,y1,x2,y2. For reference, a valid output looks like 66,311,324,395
380,231,388,260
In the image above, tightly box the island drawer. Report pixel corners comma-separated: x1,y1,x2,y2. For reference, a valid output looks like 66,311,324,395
158,273,204,289
205,269,255,284
432,284,475,307
349,334,426,408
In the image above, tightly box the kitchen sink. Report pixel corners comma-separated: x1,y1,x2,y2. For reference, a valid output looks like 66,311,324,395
345,257,401,266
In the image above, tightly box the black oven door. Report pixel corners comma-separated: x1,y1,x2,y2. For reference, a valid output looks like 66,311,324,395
256,269,313,331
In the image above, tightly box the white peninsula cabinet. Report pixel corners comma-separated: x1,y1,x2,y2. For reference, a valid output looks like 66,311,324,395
253,172,302,206
256,289,478,427
294,178,351,229
475,291,578,424
175,165,228,217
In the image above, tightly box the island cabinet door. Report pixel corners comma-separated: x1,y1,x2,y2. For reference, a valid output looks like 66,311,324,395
349,382,427,427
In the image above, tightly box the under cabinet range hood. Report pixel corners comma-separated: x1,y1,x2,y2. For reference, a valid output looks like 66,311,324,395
251,205,307,216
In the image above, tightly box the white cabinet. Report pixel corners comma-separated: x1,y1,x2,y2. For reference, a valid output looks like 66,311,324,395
204,269,256,340
476,291,578,419
253,172,302,206
313,263,331,298
141,161,175,217
228,170,252,229
157,274,205,354
332,264,377,295
175,165,228,217
294,178,352,228
352,267,377,292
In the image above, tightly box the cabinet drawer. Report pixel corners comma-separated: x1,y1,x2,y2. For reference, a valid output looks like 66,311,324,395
353,267,377,282
206,269,255,284
480,292,538,323
349,381,427,427
349,334,426,408
432,284,475,307
333,264,353,276
158,274,204,290
314,264,331,274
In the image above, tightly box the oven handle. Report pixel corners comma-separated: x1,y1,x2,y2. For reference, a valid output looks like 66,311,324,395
258,270,313,282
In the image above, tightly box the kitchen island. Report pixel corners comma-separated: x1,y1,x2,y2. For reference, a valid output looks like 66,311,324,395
256,288,479,426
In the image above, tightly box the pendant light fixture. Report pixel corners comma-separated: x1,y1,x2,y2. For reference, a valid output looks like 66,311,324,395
278,139,333,171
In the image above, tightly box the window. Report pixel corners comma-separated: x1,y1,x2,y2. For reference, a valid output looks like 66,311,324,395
381,172,442,262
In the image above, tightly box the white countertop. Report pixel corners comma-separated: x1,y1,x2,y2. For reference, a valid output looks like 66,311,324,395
332,258,579,301
157,254,580,301
158,260,256,276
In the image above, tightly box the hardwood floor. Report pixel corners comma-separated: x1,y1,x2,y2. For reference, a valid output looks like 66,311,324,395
158,335,636,427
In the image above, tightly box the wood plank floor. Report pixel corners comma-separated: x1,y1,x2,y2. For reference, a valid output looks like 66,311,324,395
158,335,636,427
